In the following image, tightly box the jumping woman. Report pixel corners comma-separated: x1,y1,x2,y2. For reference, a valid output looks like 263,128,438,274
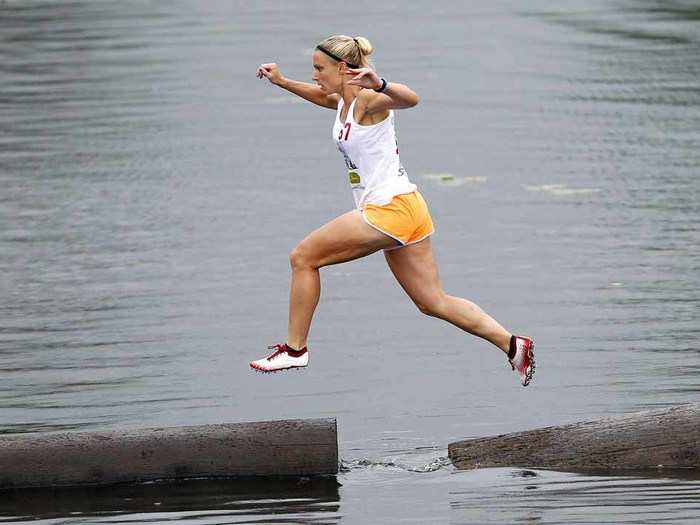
251,35,535,386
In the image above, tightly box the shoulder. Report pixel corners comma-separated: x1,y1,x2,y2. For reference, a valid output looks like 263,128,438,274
355,89,390,121
356,88,379,107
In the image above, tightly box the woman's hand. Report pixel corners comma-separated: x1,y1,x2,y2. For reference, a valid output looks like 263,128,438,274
257,63,284,86
345,67,383,90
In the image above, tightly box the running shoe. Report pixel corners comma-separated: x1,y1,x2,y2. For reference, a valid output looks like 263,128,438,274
250,343,309,373
508,335,535,386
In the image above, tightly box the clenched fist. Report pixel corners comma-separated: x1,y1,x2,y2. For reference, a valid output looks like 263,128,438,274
257,63,285,86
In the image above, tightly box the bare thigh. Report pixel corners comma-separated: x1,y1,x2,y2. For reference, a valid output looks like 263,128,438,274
383,237,444,310
294,209,398,268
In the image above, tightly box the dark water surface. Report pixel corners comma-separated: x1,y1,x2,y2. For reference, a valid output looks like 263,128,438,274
1,0,699,523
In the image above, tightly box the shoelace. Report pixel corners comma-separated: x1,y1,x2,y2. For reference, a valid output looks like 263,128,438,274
266,344,287,361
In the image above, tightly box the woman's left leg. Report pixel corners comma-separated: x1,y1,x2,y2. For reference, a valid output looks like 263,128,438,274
384,237,511,354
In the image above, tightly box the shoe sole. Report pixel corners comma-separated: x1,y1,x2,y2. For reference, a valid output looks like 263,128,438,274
522,341,536,387
250,363,307,374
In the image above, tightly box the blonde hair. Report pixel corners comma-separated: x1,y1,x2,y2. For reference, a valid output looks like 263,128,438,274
316,35,374,69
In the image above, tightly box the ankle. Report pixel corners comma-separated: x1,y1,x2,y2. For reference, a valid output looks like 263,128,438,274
283,343,308,358
495,333,513,355
507,335,517,359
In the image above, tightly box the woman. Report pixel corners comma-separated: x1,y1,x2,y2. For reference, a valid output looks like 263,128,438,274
251,35,535,386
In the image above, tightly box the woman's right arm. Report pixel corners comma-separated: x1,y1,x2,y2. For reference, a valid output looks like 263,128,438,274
257,63,339,109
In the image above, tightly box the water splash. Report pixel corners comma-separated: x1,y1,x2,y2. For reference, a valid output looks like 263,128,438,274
340,456,452,474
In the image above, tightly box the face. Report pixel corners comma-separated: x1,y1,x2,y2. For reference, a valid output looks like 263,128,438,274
312,50,344,93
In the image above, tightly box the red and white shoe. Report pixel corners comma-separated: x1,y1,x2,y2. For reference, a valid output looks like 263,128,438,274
250,344,309,373
508,335,535,386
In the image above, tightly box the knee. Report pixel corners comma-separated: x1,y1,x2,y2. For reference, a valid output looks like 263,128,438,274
289,243,315,270
414,292,448,318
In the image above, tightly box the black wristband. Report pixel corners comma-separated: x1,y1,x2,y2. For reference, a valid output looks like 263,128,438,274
374,77,388,93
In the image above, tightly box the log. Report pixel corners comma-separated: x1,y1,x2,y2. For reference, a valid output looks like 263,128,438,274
0,418,338,490
449,403,700,472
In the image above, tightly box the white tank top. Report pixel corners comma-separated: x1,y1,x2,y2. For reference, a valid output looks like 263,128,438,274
332,96,416,209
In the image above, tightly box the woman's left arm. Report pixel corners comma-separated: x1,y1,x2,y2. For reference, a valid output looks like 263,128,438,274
346,68,419,110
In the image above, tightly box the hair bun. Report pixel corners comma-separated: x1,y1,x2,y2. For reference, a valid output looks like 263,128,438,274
354,36,374,57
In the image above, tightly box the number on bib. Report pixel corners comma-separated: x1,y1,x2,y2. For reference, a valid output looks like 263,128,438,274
338,122,351,141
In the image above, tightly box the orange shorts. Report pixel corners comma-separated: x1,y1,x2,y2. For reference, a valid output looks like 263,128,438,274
362,191,435,248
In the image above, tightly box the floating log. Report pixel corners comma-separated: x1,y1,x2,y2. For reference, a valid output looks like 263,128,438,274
449,403,700,472
0,418,338,490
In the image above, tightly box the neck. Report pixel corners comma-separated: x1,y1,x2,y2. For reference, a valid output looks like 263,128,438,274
339,84,362,105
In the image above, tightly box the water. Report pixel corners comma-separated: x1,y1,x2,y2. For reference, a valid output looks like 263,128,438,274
1,0,699,522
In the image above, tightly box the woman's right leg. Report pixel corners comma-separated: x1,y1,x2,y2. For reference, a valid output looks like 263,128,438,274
383,237,535,385
383,237,512,352
286,209,397,350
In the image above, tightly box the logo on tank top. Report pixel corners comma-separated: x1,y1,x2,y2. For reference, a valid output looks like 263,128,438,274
337,145,358,170
337,146,361,187
395,138,406,176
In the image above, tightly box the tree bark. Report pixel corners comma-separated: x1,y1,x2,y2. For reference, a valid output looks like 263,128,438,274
449,404,700,472
0,418,338,490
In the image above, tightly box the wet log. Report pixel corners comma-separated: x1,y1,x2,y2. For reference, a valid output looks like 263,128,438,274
0,418,338,490
449,404,700,472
